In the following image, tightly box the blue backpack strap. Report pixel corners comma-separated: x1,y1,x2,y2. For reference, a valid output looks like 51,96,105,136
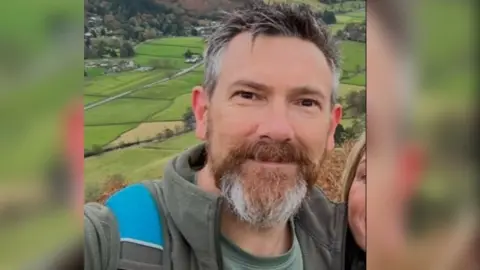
105,183,165,269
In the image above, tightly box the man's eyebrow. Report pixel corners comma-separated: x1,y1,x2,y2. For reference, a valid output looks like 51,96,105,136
289,86,326,101
230,79,272,91
230,80,326,100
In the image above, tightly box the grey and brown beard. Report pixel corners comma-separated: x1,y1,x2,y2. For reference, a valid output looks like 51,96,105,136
206,124,326,228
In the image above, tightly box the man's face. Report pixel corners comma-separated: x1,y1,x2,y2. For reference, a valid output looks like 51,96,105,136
193,32,341,227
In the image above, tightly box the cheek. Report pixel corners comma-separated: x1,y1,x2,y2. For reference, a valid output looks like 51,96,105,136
292,119,329,158
348,184,366,217
209,106,257,149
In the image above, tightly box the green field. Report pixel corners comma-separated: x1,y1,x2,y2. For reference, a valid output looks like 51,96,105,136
85,124,138,150
338,84,364,97
134,37,205,66
84,37,205,151
85,132,200,184
84,70,169,96
340,41,365,72
150,94,191,121
339,41,365,86
84,95,104,105
85,98,171,125
132,69,203,99
85,67,105,77
331,10,366,32
341,73,365,86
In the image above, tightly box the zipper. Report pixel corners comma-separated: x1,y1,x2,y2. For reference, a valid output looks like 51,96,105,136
214,197,224,270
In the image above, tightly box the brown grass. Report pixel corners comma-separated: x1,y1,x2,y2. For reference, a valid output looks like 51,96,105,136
109,121,184,146
95,175,128,204
316,140,356,203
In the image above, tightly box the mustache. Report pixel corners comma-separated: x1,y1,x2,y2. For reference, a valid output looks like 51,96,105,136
229,140,310,164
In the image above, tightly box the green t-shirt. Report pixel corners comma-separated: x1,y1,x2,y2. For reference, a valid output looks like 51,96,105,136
220,222,303,270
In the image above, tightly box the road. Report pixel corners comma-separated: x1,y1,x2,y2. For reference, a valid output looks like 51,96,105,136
84,60,204,111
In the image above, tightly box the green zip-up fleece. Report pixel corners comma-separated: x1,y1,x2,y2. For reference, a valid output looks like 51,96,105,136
85,143,348,270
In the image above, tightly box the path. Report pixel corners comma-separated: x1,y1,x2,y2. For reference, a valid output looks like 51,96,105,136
84,60,204,111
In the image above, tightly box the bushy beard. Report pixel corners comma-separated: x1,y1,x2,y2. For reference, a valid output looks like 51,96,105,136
207,126,325,228
219,170,308,228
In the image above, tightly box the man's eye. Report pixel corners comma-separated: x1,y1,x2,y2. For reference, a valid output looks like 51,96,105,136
298,99,319,107
236,91,256,100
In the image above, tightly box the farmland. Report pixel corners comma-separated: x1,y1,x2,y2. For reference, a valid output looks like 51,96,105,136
84,7,365,190
134,37,204,67
331,10,365,32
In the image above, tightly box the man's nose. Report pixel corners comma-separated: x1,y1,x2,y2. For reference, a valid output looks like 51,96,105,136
256,108,294,142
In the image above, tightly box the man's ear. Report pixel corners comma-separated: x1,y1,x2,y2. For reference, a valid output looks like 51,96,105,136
192,86,209,140
327,104,342,150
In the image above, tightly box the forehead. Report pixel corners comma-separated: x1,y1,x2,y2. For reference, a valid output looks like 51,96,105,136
216,32,334,96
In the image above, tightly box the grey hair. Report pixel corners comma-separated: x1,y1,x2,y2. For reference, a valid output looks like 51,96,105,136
203,2,341,105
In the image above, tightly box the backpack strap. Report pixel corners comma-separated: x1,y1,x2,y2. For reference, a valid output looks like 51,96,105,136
105,183,165,270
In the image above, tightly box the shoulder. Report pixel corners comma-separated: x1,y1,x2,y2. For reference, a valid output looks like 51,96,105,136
84,201,120,270
104,181,165,248
303,186,346,217
84,181,166,269
295,186,347,249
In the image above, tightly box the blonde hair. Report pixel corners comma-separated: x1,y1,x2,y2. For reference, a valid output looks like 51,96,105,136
341,132,366,202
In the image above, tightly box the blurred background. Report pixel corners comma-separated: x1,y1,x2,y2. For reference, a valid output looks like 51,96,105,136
366,0,478,269
0,0,82,269
0,0,477,269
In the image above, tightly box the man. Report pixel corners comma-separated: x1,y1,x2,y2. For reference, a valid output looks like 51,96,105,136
85,2,345,269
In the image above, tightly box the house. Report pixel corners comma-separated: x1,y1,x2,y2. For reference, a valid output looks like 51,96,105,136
184,56,199,64
124,60,136,68
136,67,154,72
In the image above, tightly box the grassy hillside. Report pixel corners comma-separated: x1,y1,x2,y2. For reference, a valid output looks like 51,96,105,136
85,132,200,184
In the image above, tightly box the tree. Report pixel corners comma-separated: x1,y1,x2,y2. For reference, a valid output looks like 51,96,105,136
174,125,183,134
344,89,366,116
322,10,337,24
334,124,346,145
335,29,345,39
120,42,135,57
156,132,165,140
90,30,97,38
91,144,103,155
191,28,198,36
106,37,121,49
109,49,118,57
101,28,106,36
120,46,128,58
184,49,193,59
164,128,174,138
96,40,107,57
182,107,195,130
104,14,121,30
85,37,92,47
84,46,89,59
144,28,157,40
